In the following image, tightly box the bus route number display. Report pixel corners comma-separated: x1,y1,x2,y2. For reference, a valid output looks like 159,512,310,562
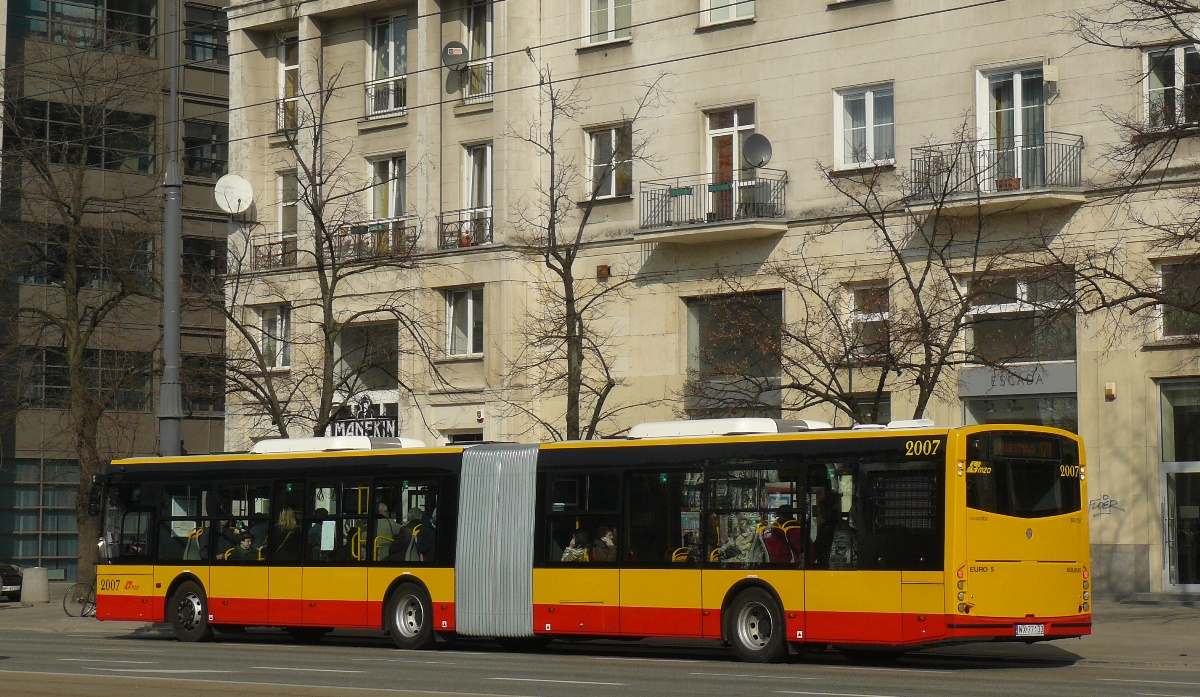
905,439,942,457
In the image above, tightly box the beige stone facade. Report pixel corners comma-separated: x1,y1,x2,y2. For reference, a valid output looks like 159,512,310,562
224,0,1200,596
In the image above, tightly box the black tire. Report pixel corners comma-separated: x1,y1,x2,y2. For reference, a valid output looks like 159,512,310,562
7,590,19,603
169,580,214,642
384,583,433,650
724,587,787,663
62,582,89,617
286,626,331,643
840,647,904,665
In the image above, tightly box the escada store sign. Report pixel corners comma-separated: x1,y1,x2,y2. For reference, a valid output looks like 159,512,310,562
958,363,1078,398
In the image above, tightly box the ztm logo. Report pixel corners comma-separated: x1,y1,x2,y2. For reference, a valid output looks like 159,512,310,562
123,580,139,591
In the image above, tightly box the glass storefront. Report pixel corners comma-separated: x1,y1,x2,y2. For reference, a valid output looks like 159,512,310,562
964,394,1078,433
1162,381,1200,590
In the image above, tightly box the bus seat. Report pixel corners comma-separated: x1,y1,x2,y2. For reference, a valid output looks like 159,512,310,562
709,548,721,562
671,547,691,562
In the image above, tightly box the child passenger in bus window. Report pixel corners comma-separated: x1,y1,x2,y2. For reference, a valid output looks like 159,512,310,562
561,530,590,562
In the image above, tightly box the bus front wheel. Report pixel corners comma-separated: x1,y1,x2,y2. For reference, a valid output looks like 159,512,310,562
169,580,214,642
386,584,434,650
725,587,786,663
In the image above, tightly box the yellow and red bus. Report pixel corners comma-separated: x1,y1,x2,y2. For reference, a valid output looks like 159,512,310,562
94,419,1090,662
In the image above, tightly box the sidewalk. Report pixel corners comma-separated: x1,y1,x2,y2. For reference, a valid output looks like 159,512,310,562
0,581,169,637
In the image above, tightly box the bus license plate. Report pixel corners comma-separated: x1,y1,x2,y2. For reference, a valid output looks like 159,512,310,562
1015,624,1045,637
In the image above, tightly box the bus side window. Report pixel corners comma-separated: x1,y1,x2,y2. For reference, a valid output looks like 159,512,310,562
624,470,702,567
809,462,858,571
544,472,620,565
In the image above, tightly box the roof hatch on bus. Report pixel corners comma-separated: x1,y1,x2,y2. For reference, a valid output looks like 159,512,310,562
626,418,833,439
248,436,426,454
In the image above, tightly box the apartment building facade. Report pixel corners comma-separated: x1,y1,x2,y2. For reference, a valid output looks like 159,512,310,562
223,0,1200,597
0,0,230,580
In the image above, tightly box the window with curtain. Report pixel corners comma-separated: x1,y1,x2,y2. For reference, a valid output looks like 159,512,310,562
837,85,894,165
448,286,484,356
587,0,631,43
1148,46,1200,128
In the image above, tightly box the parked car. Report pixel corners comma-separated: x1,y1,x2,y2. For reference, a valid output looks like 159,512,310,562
0,562,21,601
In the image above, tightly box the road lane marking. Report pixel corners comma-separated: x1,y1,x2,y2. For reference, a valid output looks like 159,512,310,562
87,648,164,654
777,692,907,697
836,666,952,675
691,672,816,680
85,668,230,674
251,666,366,674
1134,693,1200,697
1100,679,1200,686
489,677,627,686
59,659,156,664
351,658,458,665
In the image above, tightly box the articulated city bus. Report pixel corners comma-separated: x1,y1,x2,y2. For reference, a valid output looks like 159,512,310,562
94,419,1090,662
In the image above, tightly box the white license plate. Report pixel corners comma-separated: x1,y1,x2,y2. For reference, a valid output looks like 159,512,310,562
1015,623,1045,637
2,585,18,592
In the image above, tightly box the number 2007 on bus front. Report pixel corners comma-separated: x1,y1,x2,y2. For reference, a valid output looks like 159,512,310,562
905,439,941,457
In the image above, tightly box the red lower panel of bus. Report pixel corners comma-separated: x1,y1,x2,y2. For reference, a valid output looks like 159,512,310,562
98,592,1087,645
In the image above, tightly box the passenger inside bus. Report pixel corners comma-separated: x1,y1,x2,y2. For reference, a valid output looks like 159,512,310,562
591,526,617,563
227,532,261,561
561,530,590,562
274,507,301,561
374,503,403,560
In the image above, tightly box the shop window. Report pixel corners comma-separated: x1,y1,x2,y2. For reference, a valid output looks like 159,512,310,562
1162,381,1200,462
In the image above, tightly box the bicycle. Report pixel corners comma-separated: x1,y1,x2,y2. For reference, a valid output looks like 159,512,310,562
63,578,96,618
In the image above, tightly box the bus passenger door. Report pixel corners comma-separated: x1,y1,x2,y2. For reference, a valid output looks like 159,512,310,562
268,481,305,626
208,483,271,626
619,471,703,638
301,482,369,628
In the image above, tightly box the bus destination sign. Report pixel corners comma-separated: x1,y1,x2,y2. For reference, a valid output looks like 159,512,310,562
991,435,1059,461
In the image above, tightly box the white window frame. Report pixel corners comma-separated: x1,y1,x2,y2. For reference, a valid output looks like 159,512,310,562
259,304,292,369
278,34,299,130
834,84,895,168
465,142,492,211
366,14,408,117
370,155,406,220
1157,260,1200,338
587,123,633,199
1145,45,1200,128
585,0,631,45
963,273,1074,365
447,286,485,357
703,0,753,26
279,170,298,238
464,0,493,103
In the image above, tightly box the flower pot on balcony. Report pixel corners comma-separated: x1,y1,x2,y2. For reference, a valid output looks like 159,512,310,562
458,234,473,248
996,177,1022,191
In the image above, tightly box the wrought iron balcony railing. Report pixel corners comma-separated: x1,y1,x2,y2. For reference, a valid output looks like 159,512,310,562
276,98,298,133
439,207,493,249
639,168,787,230
252,237,297,270
463,59,493,104
910,132,1083,201
366,76,407,118
332,216,417,260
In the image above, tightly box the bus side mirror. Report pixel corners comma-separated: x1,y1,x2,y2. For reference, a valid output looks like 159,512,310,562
87,474,105,517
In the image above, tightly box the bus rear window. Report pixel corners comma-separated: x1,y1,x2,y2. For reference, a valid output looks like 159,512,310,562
966,435,1081,518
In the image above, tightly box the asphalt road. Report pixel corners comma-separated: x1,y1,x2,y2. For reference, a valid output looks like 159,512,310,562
2,621,1199,697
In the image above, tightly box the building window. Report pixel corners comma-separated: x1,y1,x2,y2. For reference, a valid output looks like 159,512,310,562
181,236,226,292
1160,260,1200,338
182,120,227,178
587,0,631,43
1162,381,1200,462
280,171,299,236
447,287,484,357
704,0,753,24
338,323,399,392
849,393,890,425
836,85,894,166
466,142,492,211
15,100,155,174
464,0,492,103
181,354,225,414
707,105,755,219
1147,46,1200,128
588,124,632,198
967,272,1075,364
16,0,157,55
184,4,227,65
278,35,299,131
981,66,1045,186
371,156,405,220
368,14,407,116
850,284,889,359
687,291,782,380
259,305,291,369
964,395,1078,433
15,228,153,288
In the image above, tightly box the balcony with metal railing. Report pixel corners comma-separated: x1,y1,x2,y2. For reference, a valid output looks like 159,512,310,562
463,59,493,105
366,76,407,118
333,217,417,261
438,207,493,249
252,237,297,270
636,167,788,244
909,132,1085,215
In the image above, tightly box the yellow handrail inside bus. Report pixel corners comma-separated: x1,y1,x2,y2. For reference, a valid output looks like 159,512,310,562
374,535,393,560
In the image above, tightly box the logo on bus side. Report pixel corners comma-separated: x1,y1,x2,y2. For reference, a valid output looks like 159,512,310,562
965,461,992,474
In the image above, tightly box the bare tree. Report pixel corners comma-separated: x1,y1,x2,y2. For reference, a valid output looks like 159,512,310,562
686,124,1074,423
502,68,666,441
222,60,443,443
0,40,162,582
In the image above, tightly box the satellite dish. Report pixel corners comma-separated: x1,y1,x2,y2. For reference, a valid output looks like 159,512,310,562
743,134,773,168
442,41,469,70
214,174,254,215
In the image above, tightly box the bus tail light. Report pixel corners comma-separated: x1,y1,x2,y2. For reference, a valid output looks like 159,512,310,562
1082,569,1089,580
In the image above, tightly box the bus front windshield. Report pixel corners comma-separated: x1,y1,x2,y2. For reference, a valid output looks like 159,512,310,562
965,433,1082,519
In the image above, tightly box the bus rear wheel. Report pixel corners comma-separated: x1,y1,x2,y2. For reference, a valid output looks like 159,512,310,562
386,584,433,650
169,580,214,642
725,587,786,663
